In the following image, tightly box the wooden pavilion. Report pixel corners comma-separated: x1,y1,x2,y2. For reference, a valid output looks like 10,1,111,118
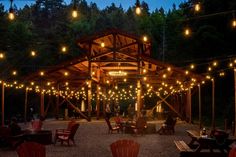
2,29,206,124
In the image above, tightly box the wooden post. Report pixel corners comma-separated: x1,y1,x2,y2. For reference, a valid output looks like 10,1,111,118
186,89,192,123
198,84,202,129
87,58,92,121
212,79,215,129
87,80,92,121
137,80,141,116
96,84,100,120
40,92,44,118
55,84,59,119
1,81,5,127
234,68,236,136
24,88,28,123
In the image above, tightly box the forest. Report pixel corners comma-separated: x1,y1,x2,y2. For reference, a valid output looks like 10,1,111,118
0,0,236,126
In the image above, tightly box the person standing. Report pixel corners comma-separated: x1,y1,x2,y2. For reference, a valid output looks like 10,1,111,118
105,103,111,120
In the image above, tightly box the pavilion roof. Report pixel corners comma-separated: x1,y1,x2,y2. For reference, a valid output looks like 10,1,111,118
24,29,204,93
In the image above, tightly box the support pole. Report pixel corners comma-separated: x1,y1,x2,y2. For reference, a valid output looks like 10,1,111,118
137,80,141,116
96,84,100,120
186,89,192,123
1,81,5,127
212,79,215,129
55,84,59,119
234,68,236,136
87,80,92,121
40,92,44,118
24,88,28,123
198,84,202,129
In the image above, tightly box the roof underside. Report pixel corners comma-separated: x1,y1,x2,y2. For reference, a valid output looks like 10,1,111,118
24,29,203,93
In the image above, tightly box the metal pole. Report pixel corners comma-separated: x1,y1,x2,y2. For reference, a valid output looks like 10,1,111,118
234,68,236,136
212,79,215,129
198,84,202,129
24,88,28,123
1,81,5,127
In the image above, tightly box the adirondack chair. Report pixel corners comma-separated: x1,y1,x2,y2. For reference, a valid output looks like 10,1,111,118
16,141,46,157
110,139,140,157
105,118,120,134
54,123,80,146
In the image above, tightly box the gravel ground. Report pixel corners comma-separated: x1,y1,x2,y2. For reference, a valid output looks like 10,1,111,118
0,119,199,157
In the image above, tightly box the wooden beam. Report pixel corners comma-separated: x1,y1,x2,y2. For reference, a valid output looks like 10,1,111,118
1,81,4,127
157,94,182,118
65,98,89,121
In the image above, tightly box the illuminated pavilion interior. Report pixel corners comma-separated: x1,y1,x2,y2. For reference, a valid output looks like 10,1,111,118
9,28,205,122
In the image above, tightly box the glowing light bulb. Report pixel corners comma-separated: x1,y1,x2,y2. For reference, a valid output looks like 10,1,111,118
72,10,78,18
12,70,17,75
194,3,200,12
143,36,148,42
101,42,105,48
232,19,236,28
135,6,141,15
184,28,190,36
8,10,15,20
61,46,67,53
31,51,36,57
0,53,4,59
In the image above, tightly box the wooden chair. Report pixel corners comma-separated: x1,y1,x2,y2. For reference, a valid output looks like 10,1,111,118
158,118,177,135
132,117,147,135
0,126,24,149
229,145,236,157
110,139,140,157
54,123,79,146
16,141,46,157
105,118,120,134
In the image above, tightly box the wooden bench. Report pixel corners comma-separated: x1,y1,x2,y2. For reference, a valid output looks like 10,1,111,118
174,140,227,157
174,140,193,152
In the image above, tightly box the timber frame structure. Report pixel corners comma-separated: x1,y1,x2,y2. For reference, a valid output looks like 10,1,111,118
21,29,204,121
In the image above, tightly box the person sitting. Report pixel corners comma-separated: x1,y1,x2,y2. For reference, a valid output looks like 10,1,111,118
157,113,176,135
114,113,124,131
8,117,22,136
31,116,44,131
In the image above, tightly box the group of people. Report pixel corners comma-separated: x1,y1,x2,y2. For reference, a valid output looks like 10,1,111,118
7,115,44,136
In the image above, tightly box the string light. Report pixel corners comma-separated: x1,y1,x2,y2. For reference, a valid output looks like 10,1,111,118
190,64,195,69
61,46,67,53
40,71,44,76
31,51,36,57
72,0,78,18
12,70,17,76
8,0,15,20
0,53,4,59
194,3,201,12
143,35,148,42
135,0,141,15
101,42,105,48
184,27,191,36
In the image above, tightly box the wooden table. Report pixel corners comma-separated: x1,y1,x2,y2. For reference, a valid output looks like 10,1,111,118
24,130,52,145
186,129,235,153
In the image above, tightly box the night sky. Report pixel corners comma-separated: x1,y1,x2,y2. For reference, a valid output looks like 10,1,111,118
1,0,186,12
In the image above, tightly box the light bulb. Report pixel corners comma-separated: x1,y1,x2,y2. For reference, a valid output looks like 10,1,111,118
72,10,78,18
